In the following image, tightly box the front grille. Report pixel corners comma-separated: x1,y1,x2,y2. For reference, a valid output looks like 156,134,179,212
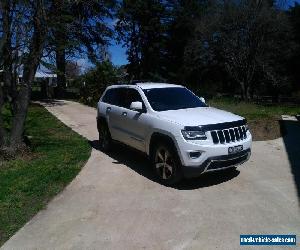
210,125,247,144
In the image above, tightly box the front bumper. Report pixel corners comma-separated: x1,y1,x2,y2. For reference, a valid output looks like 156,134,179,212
175,129,252,166
182,149,251,178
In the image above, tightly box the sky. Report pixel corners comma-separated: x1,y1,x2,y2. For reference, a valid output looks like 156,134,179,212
109,40,127,66
285,0,300,6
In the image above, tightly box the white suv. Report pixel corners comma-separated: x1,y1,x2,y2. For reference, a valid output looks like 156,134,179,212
97,82,252,185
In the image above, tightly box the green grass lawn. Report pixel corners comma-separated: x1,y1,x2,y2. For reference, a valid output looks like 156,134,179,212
0,104,91,246
209,97,300,120
209,97,300,140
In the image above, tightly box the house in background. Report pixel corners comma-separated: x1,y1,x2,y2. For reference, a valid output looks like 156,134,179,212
18,71,57,87
18,71,57,98
34,72,57,87
34,72,57,98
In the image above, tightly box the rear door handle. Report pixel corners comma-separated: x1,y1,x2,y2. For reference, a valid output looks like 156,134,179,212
122,112,127,116
106,107,111,112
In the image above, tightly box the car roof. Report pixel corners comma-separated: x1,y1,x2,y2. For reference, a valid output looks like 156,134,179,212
108,82,183,90
136,82,183,89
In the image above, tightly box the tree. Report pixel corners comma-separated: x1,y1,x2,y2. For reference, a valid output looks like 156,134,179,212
77,61,120,106
0,0,12,148
0,0,116,155
288,3,300,93
66,61,81,79
47,0,116,98
0,0,48,154
185,0,292,100
165,0,207,83
116,0,167,80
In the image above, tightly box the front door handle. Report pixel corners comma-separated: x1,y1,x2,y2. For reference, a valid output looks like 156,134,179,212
122,112,127,116
106,107,111,112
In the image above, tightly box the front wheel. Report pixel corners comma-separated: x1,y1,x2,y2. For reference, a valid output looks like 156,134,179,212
151,142,183,185
98,121,112,152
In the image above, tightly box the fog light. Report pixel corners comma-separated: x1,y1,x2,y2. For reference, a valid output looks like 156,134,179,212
189,151,202,159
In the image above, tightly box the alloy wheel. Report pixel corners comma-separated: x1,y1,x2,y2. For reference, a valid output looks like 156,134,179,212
155,147,175,180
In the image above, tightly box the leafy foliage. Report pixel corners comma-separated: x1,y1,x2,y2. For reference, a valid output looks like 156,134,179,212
165,0,207,83
115,0,300,100
75,61,123,106
185,1,293,100
47,0,116,63
116,0,167,80
288,3,300,94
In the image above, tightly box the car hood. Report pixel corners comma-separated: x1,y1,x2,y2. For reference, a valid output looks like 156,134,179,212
158,107,244,126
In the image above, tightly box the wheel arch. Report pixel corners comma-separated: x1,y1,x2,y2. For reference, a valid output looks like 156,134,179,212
148,131,183,164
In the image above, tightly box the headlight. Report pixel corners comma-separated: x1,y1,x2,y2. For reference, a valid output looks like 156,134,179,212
181,127,207,140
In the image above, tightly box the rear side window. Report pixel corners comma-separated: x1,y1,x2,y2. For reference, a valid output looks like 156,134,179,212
102,88,119,105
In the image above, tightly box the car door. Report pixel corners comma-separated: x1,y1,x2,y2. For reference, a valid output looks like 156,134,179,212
117,88,148,152
101,87,127,142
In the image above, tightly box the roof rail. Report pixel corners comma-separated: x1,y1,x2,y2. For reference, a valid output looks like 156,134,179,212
128,79,151,84
111,79,151,85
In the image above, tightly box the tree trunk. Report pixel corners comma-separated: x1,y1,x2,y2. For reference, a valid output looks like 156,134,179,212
246,85,251,101
0,0,12,148
0,86,7,147
55,47,66,98
8,0,47,152
53,0,67,99
240,81,246,100
41,80,48,99
9,85,31,149
240,81,251,101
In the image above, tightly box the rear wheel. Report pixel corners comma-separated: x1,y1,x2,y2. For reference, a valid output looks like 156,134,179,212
151,141,183,185
98,121,112,152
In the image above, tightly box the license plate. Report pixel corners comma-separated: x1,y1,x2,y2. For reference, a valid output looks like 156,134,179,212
228,145,243,154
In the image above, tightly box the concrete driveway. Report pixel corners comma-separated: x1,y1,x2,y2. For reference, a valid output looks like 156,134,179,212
2,100,299,250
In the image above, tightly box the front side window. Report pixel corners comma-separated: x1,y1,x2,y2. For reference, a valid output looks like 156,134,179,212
103,87,144,110
143,87,207,111
118,88,144,109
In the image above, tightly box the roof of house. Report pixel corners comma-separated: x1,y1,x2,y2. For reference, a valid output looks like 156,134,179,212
18,72,57,78
34,72,57,78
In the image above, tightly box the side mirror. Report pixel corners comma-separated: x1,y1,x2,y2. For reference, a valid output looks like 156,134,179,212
130,101,143,112
199,97,206,103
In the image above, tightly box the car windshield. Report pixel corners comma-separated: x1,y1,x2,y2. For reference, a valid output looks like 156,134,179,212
143,87,207,111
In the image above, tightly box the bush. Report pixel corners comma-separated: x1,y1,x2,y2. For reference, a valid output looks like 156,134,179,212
74,61,125,107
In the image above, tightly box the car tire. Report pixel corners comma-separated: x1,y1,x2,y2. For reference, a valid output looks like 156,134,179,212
151,141,183,185
98,121,112,152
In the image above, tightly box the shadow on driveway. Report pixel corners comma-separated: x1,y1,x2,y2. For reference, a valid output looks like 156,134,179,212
89,140,240,190
279,118,300,200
